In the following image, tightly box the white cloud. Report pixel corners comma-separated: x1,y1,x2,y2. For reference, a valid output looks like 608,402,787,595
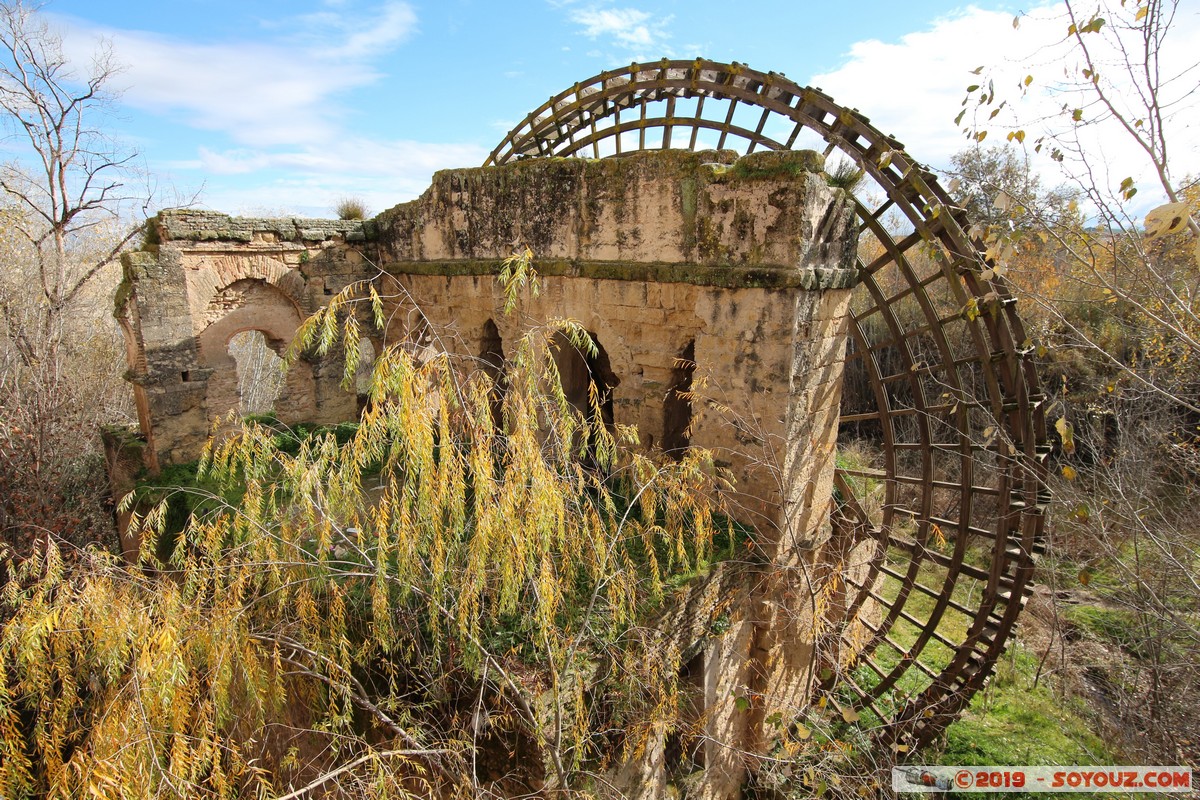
810,6,1039,171
809,3,1200,213
566,5,673,56
197,139,485,180
51,1,417,150
58,27,378,147
194,138,489,214
51,8,406,149
571,8,652,46
42,2,485,213
292,1,418,59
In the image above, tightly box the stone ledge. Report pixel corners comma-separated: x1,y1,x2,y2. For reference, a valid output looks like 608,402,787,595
384,258,859,291
795,266,859,290
153,210,369,244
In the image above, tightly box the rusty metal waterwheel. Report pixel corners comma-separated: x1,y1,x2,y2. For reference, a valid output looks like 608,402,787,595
489,59,1049,752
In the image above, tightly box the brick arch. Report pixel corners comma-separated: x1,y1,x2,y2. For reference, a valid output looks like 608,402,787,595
198,283,302,367
197,279,316,425
190,255,307,336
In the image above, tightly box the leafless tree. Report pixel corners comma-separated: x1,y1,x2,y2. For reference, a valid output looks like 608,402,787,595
959,0,1200,761
228,330,286,416
0,0,143,343
0,0,144,557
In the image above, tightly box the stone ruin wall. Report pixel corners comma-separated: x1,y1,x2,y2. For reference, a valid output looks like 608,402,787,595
117,214,370,469
370,150,858,534
113,148,876,799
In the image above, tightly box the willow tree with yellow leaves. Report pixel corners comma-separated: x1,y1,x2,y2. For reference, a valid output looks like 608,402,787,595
1,257,742,797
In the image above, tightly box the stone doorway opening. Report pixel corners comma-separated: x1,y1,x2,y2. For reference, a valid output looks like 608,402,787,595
228,330,285,416
662,340,696,457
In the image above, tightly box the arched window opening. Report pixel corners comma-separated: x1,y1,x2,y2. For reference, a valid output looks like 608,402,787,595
228,330,285,416
662,340,696,457
551,329,618,431
479,319,506,428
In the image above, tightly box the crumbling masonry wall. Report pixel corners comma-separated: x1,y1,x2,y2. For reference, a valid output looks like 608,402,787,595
117,215,370,468
370,150,857,532
115,148,863,799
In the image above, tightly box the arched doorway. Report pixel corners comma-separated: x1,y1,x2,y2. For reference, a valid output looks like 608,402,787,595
228,330,286,415
197,279,316,425
551,328,619,431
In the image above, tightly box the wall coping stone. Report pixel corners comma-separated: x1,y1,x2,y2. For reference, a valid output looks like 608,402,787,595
383,258,860,290
154,210,369,244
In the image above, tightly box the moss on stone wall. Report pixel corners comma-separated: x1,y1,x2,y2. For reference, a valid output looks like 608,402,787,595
728,149,826,180
382,257,857,291
112,275,135,317
381,147,844,281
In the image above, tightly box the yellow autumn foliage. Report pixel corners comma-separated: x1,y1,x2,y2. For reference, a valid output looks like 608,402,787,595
1,270,737,797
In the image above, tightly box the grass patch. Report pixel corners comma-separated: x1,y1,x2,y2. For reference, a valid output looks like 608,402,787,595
928,645,1133,799
836,554,981,730
335,196,368,220
939,646,1115,766
1063,605,1148,657
130,418,364,562
825,158,865,191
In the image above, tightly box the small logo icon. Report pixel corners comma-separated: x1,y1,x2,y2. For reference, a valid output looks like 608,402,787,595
900,768,953,791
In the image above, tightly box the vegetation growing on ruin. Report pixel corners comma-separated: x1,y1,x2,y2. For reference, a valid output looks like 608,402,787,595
336,198,369,221
1,269,750,795
3,0,1199,795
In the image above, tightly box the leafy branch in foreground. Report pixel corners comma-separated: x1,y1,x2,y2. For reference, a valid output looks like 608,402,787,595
2,274,739,796
498,246,539,314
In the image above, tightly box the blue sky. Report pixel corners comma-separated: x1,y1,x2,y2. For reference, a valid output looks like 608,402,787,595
34,0,1199,218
